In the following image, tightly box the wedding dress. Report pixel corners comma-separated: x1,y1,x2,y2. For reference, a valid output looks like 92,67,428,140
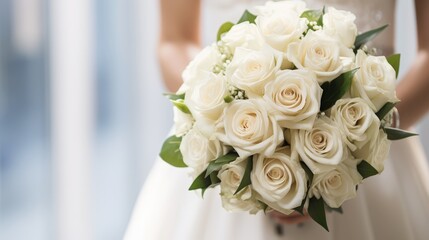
124,0,429,239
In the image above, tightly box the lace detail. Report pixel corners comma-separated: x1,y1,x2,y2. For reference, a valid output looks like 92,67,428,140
202,0,396,55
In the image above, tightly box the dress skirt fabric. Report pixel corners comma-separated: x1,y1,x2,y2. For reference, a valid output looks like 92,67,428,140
124,136,429,240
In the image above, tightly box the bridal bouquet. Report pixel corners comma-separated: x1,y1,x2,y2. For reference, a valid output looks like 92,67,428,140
159,0,416,231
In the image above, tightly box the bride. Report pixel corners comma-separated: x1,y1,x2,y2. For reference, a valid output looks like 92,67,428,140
125,0,429,239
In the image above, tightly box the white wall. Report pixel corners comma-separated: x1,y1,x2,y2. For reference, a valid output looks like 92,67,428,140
137,0,172,183
50,1,94,239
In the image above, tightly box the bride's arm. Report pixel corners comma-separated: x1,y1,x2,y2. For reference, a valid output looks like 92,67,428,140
395,0,429,129
158,0,201,92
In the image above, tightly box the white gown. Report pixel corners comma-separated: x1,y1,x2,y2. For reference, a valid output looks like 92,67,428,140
124,0,429,239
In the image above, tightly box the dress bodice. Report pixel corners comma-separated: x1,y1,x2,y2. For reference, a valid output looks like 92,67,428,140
202,0,396,55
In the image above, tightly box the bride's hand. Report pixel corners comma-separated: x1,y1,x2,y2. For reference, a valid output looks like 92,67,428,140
269,211,310,225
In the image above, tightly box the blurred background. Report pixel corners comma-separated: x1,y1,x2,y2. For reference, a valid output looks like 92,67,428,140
0,0,427,240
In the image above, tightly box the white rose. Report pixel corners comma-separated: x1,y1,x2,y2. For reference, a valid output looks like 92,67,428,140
222,22,265,52
330,98,381,151
322,7,358,48
251,148,307,214
292,116,345,174
217,99,284,158
185,73,228,122
264,69,322,130
178,44,221,94
351,50,398,111
253,0,307,16
255,12,308,69
180,127,224,171
287,30,353,83
353,129,391,172
310,161,362,208
227,47,281,97
218,160,262,214
173,108,194,137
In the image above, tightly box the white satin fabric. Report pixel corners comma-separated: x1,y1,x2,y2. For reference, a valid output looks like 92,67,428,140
125,0,429,239
124,137,429,240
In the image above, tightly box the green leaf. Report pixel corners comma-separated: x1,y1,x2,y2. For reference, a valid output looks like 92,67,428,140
237,10,257,24
224,95,234,103
234,158,253,195
386,54,401,78
217,22,235,41
300,9,324,25
205,153,239,178
159,135,187,168
209,171,221,185
357,160,378,179
376,102,397,120
294,162,314,214
189,170,211,190
308,197,329,231
201,188,208,197
171,99,191,114
354,24,388,52
319,6,326,25
202,184,220,197
384,127,418,140
294,194,307,215
320,68,358,111
258,201,269,214
163,92,185,101
190,170,222,197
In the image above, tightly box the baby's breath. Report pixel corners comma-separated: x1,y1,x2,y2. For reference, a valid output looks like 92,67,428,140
303,20,322,33
213,41,233,75
381,112,394,128
228,84,247,100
